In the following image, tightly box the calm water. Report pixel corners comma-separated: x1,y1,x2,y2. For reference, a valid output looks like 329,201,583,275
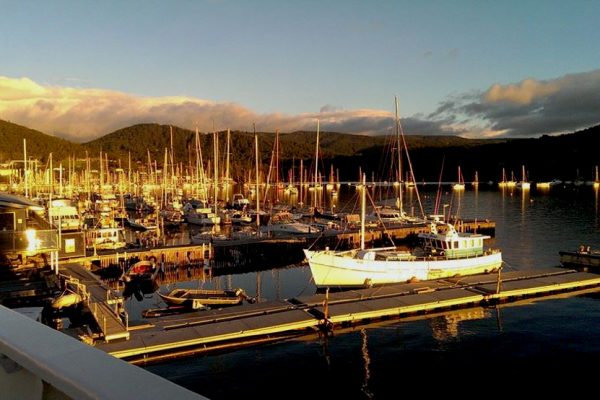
139,185,600,398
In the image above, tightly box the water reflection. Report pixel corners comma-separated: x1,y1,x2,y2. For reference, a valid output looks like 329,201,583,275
430,308,489,342
360,329,373,399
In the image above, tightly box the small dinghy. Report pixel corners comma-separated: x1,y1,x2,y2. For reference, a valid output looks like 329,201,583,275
158,288,252,310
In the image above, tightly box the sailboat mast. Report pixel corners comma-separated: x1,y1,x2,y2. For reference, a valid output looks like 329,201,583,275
213,131,219,214
395,96,403,214
360,173,366,250
314,120,320,210
23,139,28,198
225,129,231,202
254,124,260,229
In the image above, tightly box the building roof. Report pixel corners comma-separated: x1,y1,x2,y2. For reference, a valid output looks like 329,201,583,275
0,193,44,211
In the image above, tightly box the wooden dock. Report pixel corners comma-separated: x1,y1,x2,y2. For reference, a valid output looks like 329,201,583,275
72,243,213,271
60,263,130,342
95,267,600,364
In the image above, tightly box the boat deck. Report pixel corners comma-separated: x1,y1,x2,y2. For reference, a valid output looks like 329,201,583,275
95,267,600,363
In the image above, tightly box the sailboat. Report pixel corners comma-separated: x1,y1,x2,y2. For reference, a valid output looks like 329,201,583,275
452,166,465,191
303,175,502,289
472,171,479,188
516,165,530,190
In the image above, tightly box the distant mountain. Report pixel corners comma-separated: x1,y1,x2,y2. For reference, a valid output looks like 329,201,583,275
0,119,80,163
2,118,599,183
81,123,506,182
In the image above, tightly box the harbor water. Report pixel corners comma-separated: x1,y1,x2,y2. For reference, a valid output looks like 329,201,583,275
138,185,600,398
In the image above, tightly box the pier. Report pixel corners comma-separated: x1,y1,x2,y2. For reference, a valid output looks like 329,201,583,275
95,267,599,364
60,263,130,342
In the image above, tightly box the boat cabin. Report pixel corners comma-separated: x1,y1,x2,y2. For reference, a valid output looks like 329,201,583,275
419,223,489,258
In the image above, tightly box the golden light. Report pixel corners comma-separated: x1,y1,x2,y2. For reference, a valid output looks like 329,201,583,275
26,228,41,252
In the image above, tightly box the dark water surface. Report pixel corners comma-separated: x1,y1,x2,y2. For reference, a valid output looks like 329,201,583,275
141,186,600,398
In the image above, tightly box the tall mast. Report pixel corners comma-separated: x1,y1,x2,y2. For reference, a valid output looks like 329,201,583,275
23,139,28,197
163,147,168,208
170,125,175,180
225,129,231,202
254,123,260,229
395,96,403,214
213,131,219,214
314,120,320,209
128,151,131,194
275,129,280,202
299,159,304,205
99,150,104,194
360,173,366,250
49,152,53,196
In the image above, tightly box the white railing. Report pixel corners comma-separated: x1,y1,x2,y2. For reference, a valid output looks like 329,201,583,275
0,305,206,400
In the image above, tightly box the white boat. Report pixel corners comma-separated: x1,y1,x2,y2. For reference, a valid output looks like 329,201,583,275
303,177,502,289
51,290,83,309
48,199,81,231
183,202,221,225
260,211,317,235
452,166,465,191
85,227,127,250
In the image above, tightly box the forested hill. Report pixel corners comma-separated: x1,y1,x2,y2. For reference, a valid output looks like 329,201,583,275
0,120,80,162
1,118,599,183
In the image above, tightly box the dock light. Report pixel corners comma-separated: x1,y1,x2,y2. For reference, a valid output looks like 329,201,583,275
26,228,41,252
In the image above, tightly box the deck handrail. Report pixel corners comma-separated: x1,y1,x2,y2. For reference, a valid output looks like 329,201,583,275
0,305,206,400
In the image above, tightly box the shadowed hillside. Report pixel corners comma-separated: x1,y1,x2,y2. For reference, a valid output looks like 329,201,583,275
2,118,599,183
0,120,80,163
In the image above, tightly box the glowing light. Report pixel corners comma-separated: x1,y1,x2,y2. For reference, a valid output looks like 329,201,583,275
26,229,41,252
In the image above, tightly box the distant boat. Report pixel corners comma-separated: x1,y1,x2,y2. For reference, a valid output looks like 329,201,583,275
472,171,479,188
516,165,530,190
158,288,252,310
559,246,600,270
536,179,562,189
452,166,465,191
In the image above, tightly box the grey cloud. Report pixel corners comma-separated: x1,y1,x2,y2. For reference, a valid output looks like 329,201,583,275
431,69,600,137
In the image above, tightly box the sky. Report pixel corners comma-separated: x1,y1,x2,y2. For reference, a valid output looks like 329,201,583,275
1,0,600,142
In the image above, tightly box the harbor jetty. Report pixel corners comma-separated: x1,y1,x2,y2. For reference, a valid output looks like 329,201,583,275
94,267,600,364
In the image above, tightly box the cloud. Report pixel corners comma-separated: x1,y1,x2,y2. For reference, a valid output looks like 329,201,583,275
431,69,600,137
3,70,598,141
0,75,454,142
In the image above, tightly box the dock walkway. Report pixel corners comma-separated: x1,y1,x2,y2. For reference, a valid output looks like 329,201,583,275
96,267,600,363
61,263,129,342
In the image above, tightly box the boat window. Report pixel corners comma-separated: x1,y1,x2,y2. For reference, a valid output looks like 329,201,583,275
453,241,458,249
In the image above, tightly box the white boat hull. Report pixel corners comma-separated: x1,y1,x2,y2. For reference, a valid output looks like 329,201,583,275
304,249,502,288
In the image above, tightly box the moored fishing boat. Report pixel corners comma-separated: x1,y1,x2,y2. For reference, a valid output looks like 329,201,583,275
304,220,502,288
303,176,502,289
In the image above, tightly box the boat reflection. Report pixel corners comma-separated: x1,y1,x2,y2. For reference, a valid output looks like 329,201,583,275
430,308,490,342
